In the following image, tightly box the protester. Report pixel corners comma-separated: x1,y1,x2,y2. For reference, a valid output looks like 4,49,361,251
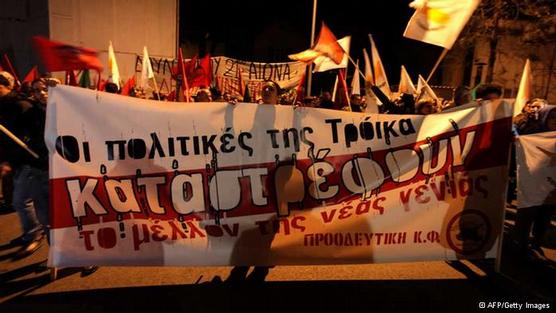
194,88,212,102
394,93,416,114
0,73,48,258
475,83,502,101
104,82,119,94
514,98,547,134
453,86,472,107
513,103,556,262
415,99,436,115
318,91,334,110
261,81,280,105
349,94,363,112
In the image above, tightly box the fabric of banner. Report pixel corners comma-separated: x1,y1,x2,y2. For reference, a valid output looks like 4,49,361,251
46,87,513,267
516,131,556,208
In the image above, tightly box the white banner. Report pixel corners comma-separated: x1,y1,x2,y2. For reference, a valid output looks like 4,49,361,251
516,131,556,208
46,86,513,267
134,55,306,99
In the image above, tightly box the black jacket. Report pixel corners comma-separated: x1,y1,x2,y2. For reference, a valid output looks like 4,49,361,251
0,92,48,171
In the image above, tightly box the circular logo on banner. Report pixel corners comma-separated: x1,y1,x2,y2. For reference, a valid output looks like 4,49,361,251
446,209,491,255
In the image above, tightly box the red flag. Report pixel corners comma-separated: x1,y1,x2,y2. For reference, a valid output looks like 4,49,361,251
22,66,39,84
190,54,212,88
336,69,350,109
98,79,107,91
120,76,136,96
65,70,78,86
2,54,21,87
289,22,345,65
32,36,103,72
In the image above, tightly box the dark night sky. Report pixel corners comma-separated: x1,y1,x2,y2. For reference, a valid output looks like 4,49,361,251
180,0,444,91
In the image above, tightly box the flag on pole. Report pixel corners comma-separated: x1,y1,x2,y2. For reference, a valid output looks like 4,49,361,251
289,22,345,65
66,70,78,86
108,41,121,89
417,74,440,101
140,46,154,89
399,65,417,95
2,54,21,88
363,49,380,113
369,35,392,99
176,48,191,102
22,66,39,84
313,36,351,73
187,55,212,88
514,59,532,117
403,0,481,49
32,36,102,72
350,59,361,96
120,76,136,96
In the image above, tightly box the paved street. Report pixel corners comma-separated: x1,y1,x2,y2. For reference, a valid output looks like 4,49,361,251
0,208,554,313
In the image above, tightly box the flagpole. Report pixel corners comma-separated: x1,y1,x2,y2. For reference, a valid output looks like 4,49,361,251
338,69,352,112
0,124,39,159
151,77,161,101
306,0,318,97
426,48,448,83
347,55,365,81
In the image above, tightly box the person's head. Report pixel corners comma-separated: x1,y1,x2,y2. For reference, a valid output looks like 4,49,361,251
105,82,119,94
31,78,48,105
0,71,15,97
261,81,280,105
350,94,362,106
475,84,502,101
194,88,212,102
416,99,435,115
19,81,33,98
523,98,547,115
321,91,332,101
538,104,556,131
222,92,231,102
453,86,472,106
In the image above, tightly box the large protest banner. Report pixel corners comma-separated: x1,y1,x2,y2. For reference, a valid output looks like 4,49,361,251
134,55,305,99
46,86,513,267
516,131,556,208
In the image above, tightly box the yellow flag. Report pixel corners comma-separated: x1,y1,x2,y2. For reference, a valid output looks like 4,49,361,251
514,59,532,117
108,41,120,89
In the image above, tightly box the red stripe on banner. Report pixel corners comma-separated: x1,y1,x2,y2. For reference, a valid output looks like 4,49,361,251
50,117,512,229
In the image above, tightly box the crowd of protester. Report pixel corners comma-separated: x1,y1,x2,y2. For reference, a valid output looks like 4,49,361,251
1,67,555,282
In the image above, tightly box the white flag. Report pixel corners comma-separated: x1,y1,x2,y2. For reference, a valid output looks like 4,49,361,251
313,36,351,73
514,59,532,117
108,41,120,89
140,46,154,89
417,74,439,102
363,49,380,113
517,131,556,208
399,65,416,95
403,0,481,49
350,59,361,96
369,35,392,99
